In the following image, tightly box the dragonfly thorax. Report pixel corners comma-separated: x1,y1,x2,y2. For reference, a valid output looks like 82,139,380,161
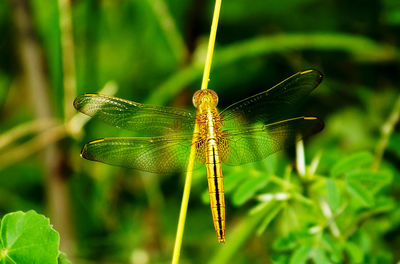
192,89,219,108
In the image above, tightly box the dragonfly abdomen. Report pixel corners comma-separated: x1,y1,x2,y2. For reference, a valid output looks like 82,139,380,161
206,140,226,243
193,90,226,242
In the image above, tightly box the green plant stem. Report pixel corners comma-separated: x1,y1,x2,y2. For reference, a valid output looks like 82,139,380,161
372,94,400,171
200,0,221,91
171,0,222,263
0,124,67,169
0,118,57,150
12,0,75,254
171,123,199,264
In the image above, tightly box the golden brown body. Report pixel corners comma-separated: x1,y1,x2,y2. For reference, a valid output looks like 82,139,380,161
193,89,226,243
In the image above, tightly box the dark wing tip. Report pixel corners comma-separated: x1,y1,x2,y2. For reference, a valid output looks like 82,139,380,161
80,138,105,161
73,95,83,111
80,143,89,159
300,69,324,88
73,93,99,111
303,116,324,135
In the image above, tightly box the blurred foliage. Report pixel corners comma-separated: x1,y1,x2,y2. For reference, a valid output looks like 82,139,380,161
0,0,400,263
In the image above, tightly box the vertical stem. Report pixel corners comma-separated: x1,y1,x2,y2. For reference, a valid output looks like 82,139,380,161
58,0,77,121
172,1,222,263
12,0,75,255
171,123,199,264
200,0,222,91
372,94,400,171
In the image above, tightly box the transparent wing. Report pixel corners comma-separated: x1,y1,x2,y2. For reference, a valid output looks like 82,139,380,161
74,94,196,136
220,69,323,129
80,134,205,173
221,117,324,165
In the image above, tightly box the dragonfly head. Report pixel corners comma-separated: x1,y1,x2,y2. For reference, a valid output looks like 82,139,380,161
192,89,219,108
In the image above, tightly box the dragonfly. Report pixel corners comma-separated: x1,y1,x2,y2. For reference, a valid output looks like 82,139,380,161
74,69,324,243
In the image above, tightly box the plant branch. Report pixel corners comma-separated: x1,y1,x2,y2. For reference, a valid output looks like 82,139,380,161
200,0,222,91
172,0,222,263
0,124,67,169
171,123,199,264
0,81,118,169
12,0,75,254
372,94,400,171
0,118,57,150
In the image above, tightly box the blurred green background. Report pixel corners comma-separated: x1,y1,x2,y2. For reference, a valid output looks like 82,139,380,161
1,0,400,263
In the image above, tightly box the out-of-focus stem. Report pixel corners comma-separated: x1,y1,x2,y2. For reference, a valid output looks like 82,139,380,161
12,0,75,254
0,118,57,150
58,0,77,121
146,0,188,64
0,124,67,169
0,81,118,169
372,94,400,171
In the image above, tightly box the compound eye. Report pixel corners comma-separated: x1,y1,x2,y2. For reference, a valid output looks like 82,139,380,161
208,89,219,106
192,90,219,108
192,90,203,108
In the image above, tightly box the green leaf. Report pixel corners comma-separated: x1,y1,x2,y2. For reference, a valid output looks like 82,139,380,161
312,247,330,264
209,202,274,264
271,254,289,264
330,151,373,177
321,234,342,263
256,202,284,235
201,189,209,204
373,196,396,213
58,252,72,264
0,210,60,264
260,153,278,174
232,173,269,206
345,170,393,198
224,169,247,193
292,192,313,206
344,241,364,263
326,179,340,211
289,245,313,264
273,233,298,251
345,180,374,207
345,170,393,192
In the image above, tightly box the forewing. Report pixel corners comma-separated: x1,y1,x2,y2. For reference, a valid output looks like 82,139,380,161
221,117,323,166
220,70,323,128
81,134,205,173
74,94,196,136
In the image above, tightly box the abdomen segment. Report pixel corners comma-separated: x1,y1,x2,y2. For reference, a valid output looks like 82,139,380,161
206,142,226,243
